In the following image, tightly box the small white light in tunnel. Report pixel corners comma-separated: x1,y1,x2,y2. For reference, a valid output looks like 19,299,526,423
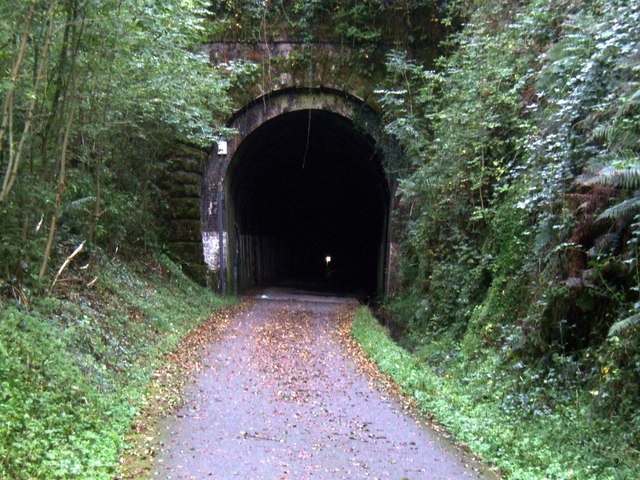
325,256,332,266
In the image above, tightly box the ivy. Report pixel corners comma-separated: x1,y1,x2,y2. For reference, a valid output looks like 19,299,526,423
377,2,640,475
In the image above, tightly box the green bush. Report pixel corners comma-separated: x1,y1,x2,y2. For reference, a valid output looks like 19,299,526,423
353,306,640,480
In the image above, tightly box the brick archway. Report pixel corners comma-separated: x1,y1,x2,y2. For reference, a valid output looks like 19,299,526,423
201,88,401,296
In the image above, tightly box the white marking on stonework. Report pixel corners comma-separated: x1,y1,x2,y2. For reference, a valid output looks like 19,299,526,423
202,231,227,270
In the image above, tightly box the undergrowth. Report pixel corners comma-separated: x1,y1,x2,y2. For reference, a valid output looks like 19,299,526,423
353,306,639,480
371,0,640,477
0,253,233,479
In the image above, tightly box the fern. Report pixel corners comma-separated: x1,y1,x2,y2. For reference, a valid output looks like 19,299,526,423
614,87,640,118
586,167,640,220
594,125,640,154
60,196,96,217
597,196,640,220
609,311,640,337
587,167,640,190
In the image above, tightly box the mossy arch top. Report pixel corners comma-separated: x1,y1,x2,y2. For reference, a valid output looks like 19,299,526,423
201,88,400,297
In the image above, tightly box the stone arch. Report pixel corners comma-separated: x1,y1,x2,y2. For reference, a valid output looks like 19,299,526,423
201,87,400,296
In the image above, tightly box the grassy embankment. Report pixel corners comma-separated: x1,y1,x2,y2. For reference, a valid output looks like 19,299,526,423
352,307,638,480
0,254,233,479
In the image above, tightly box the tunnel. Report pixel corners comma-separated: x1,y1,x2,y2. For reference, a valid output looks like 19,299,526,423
226,108,389,297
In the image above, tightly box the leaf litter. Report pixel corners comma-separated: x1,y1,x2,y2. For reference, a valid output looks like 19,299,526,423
116,302,251,479
121,294,491,479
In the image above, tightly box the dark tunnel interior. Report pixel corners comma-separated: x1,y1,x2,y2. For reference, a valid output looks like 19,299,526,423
227,109,389,296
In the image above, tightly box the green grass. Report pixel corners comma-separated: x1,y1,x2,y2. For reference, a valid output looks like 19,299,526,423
0,254,233,479
352,306,639,480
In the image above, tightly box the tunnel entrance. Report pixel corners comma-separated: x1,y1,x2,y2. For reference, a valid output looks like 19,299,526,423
227,108,389,297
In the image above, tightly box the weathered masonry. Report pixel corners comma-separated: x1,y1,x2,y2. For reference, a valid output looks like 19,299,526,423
163,39,434,297
157,3,449,295
201,87,402,297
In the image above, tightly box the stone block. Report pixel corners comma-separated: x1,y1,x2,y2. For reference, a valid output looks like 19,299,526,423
167,198,200,220
168,240,203,260
169,156,204,174
168,219,202,242
183,263,208,286
166,181,201,198
169,170,202,185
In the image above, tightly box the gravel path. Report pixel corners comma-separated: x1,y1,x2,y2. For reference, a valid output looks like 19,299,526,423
151,289,493,480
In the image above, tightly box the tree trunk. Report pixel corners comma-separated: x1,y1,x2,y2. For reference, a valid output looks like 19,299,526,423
0,1,58,202
39,101,76,279
88,166,101,243
39,6,82,278
0,0,38,155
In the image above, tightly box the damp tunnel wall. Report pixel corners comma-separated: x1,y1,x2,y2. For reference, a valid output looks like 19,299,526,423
226,108,389,297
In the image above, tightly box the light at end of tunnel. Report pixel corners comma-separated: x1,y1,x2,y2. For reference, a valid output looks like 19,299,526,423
325,255,332,266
